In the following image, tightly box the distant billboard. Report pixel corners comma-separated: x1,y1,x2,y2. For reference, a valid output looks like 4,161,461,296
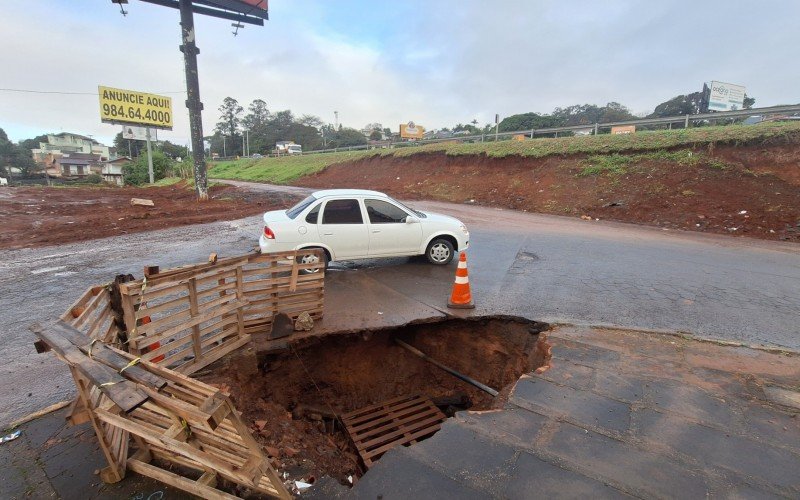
708,81,746,111
400,121,425,139
121,125,148,141
99,85,173,130
611,125,636,135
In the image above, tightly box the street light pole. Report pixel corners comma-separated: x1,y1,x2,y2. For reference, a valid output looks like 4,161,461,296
178,0,208,200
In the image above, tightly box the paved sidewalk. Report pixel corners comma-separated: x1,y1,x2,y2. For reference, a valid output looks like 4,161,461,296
312,326,800,499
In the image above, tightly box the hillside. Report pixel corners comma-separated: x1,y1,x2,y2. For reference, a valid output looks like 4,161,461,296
209,123,800,241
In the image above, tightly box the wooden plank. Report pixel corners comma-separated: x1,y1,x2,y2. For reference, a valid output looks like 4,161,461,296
74,360,148,413
362,421,444,462
134,294,189,319
59,286,95,322
53,320,167,390
343,394,446,468
348,402,438,438
175,336,251,375
130,299,246,349
71,369,125,484
353,407,442,448
95,408,261,487
187,278,203,360
342,394,423,425
127,459,242,500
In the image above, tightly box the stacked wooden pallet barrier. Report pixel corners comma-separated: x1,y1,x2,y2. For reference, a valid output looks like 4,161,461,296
34,321,290,499
32,250,326,499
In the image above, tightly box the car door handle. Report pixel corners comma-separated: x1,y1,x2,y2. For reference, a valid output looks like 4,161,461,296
372,230,381,233
323,232,333,235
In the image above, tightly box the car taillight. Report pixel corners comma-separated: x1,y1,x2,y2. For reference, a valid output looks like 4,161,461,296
263,225,275,239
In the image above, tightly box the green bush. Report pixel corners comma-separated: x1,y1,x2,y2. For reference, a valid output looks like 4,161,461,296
123,151,172,185
85,173,103,184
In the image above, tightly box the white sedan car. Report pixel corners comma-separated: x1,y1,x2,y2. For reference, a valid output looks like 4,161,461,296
259,189,469,267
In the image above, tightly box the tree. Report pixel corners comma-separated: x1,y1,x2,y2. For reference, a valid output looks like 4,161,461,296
324,127,367,148
650,92,704,118
298,114,323,128
216,97,244,137
369,130,382,141
159,140,189,160
122,150,172,185
215,97,244,156
18,134,48,153
0,128,37,178
743,94,756,109
113,132,144,158
242,99,270,131
498,112,560,132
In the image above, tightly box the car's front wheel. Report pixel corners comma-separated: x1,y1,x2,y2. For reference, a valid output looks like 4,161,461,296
296,248,329,274
426,238,455,265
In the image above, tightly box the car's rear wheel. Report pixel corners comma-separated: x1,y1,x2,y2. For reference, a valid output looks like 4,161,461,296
426,238,455,265
296,248,328,274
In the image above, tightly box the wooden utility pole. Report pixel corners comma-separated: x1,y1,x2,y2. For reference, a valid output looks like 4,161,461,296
179,0,208,200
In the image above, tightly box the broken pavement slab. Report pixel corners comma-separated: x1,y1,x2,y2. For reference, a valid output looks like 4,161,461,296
309,325,800,499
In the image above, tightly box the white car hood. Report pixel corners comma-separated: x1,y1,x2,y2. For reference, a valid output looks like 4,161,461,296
417,211,463,226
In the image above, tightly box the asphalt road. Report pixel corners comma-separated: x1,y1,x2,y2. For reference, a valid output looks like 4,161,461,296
1,181,798,426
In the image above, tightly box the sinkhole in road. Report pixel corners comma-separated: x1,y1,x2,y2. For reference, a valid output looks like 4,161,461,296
199,316,551,485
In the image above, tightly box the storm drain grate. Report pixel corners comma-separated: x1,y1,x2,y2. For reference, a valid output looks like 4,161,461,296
342,394,447,468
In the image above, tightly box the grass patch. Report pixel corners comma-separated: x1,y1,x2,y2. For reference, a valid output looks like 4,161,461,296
580,154,634,176
580,149,703,177
149,177,184,187
208,122,800,184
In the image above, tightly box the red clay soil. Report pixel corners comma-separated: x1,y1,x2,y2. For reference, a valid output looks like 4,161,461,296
201,318,548,483
298,142,800,242
0,182,297,250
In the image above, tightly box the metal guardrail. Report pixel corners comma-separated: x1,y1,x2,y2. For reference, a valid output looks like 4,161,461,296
212,104,800,161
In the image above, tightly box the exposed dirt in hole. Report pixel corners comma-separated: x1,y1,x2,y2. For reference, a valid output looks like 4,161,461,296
200,317,550,484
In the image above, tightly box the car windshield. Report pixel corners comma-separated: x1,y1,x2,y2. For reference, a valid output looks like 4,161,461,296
389,197,426,218
286,195,316,219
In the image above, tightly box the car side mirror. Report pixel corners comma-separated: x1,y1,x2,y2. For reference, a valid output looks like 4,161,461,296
406,216,420,224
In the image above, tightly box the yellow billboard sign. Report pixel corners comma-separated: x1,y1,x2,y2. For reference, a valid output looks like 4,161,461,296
98,85,173,130
400,121,425,139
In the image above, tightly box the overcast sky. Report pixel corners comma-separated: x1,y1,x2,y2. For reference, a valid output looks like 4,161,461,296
1,0,798,146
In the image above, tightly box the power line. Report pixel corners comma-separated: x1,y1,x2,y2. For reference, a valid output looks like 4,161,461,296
0,88,186,96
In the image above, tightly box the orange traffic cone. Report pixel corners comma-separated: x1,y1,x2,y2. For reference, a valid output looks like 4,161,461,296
447,252,475,309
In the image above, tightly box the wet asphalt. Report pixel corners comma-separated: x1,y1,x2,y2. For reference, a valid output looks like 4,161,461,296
1,181,798,427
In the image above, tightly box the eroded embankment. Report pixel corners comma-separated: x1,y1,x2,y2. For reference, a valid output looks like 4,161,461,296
297,139,800,241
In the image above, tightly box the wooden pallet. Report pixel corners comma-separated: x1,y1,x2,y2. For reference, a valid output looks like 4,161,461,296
342,394,447,468
32,320,291,499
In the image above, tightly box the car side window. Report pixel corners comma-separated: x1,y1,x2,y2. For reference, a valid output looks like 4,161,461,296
365,199,408,224
322,199,363,224
305,203,320,223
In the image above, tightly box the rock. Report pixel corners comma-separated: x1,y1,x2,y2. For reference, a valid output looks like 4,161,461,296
294,311,314,331
580,215,592,220
254,420,267,430
284,446,300,457
270,312,294,339
130,198,155,207
265,446,280,457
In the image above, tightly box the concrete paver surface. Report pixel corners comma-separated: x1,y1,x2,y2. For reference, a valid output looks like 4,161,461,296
310,326,800,499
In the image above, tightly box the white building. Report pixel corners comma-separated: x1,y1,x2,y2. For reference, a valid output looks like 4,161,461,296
32,132,115,163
